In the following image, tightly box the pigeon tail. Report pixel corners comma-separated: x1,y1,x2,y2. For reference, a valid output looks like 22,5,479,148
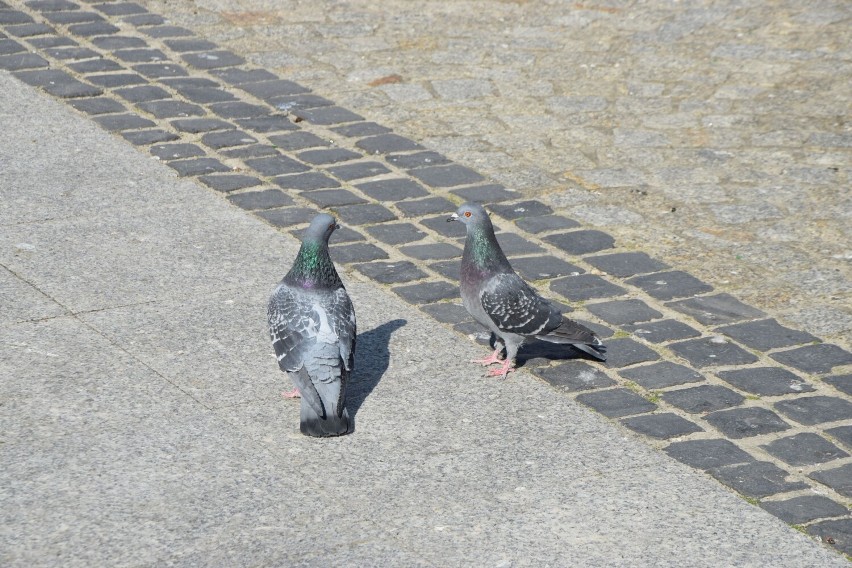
300,401,352,437
534,318,607,361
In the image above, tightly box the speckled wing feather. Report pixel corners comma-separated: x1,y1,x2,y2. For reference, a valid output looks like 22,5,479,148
479,272,562,336
267,283,356,417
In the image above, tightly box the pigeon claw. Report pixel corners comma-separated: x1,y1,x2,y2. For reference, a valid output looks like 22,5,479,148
486,360,515,378
471,348,504,366
282,388,301,399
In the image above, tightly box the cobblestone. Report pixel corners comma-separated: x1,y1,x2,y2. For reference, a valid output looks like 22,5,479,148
662,385,745,414
774,396,852,426
549,274,626,302
623,319,701,343
618,361,704,390
586,299,662,326
576,388,657,418
621,413,703,440
708,462,807,498
532,361,615,393
704,407,791,439
761,495,849,526
353,261,426,285
761,433,849,467
668,337,759,368
715,368,814,397
809,464,852,498
664,439,755,470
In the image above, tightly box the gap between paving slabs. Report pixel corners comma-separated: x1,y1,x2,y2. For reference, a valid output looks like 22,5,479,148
3,0,852,554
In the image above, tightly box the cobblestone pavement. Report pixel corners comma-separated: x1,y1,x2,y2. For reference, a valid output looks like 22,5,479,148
1,0,851,557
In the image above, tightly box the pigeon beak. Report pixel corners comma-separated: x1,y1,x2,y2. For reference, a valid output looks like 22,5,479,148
447,213,459,222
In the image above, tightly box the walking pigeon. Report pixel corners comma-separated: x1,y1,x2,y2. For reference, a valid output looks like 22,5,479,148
268,213,356,437
449,203,606,377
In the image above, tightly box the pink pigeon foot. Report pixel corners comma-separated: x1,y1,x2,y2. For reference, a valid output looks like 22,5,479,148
486,360,515,378
471,349,503,366
282,388,301,399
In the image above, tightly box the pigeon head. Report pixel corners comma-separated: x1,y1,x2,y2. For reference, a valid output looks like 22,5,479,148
304,213,340,244
447,203,493,231
284,213,342,289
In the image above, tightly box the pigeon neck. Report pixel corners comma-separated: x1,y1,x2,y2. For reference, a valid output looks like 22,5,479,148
284,240,341,289
464,224,510,273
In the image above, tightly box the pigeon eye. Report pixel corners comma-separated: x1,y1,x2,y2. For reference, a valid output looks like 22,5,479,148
464,211,472,218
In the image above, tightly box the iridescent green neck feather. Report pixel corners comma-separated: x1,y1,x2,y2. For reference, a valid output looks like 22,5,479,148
284,240,341,289
463,223,511,275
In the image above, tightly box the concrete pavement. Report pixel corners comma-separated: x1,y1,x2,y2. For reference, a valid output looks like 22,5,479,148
1,71,848,566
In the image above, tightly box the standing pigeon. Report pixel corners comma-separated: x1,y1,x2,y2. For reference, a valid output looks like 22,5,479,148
449,203,605,377
268,213,356,437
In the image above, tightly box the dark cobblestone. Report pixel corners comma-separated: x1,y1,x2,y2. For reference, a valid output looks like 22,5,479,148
0,39,28,55
68,96,125,115
399,243,462,261
166,157,230,177
809,463,852,498
824,374,852,396
226,189,293,211
549,274,626,301
86,72,147,87
139,25,193,38
113,47,167,62
268,131,330,150
91,36,146,50
181,50,245,69
210,67,277,85
14,68,100,97
717,319,819,352
92,113,155,131
626,270,714,301
330,122,390,138
273,172,340,191
509,256,583,282
137,99,204,118
808,520,852,556
333,203,396,225
4,23,54,37
492,233,544,256
329,242,388,264
149,142,203,160
221,144,278,159
354,261,426,285
770,343,852,374
715,367,814,396
326,161,390,181
602,338,660,368
708,461,807,498
396,196,456,218
419,301,469,325
209,101,269,119
623,319,701,343
576,388,657,418
585,252,670,278
364,223,426,245
236,116,297,133
290,225,364,244
543,230,615,255
664,439,755,470
774,396,852,426
451,184,519,203
620,413,703,440
409,164,485,188
293,105,363,125
354,133,423,154
44,46,99,59
198,174,260,193
236,78,309,100
386,151,449,169
175,86,236,104
302,189,366,208
297,148,361,165
514,215,580,234
619,361,704,390
762,433,849,466
93,2,147,16
0,52,48,69
244,155,309,176
0,11,33,25
170,117,233,133
69,58,122,73
393,281,457,304
666,293,767,326
200,129,256,149
760,495,849,526
704,407,790,439
489,200,553,220
114,85,170,103
586,299,662,325
270,93,334,112
27,37,76,49
120,129,178,145
826,426,852,450
68,21,119,36
163,38,217,52
533,361,615,392
356,179,429,202
257,207,321,228
428,260,459,282
662,385,745,414
42,12,104,26
420,214,468,238
668,337,759,368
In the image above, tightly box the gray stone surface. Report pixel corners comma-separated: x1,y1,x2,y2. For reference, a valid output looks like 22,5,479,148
662,385,745,414
533,361,616,393
704,407,791,439
576,388,657,418
761,496,850,526
586,299,662,325
708,462,808,499
716,367,815,396
623,319,701,343
668,337,759,368
809,464,852,499
621,412,703,440
762,433,849,467
774,396,852,426
618,361,704,390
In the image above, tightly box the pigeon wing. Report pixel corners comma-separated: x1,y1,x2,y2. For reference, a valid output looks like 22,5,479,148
479,273,561,336
329,286,357,372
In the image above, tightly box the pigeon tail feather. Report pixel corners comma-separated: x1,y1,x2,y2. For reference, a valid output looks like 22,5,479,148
300,402,351,437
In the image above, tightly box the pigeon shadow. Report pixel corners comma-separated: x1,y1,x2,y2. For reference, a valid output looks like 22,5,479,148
346,318,407,419
487,333,607,368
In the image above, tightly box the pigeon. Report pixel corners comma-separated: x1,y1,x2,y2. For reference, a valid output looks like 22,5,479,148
449,203,606,377
268,213,356,437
